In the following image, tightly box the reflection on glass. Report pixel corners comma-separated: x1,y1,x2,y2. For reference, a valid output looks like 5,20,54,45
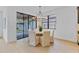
29,16,36,30
16,12,29,40
23,18,28,38
42,19,48,29
16,13,24,39
16,12,37,40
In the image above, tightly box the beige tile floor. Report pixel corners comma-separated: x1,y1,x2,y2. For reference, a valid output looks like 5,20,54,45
0,38,79,53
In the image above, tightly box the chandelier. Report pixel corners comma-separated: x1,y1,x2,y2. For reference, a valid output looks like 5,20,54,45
37,6,47,20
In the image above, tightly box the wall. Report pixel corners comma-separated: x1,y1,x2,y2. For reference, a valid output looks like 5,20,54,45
49,7,77,42
5,6,38,43
0,7,7,39
4,6,78,43
0,11,3,37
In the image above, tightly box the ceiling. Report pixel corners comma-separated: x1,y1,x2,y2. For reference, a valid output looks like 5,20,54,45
14,6,62,16
27,6,62,16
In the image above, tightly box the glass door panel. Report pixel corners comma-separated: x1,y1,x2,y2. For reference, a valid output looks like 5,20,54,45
29,16,33,30
16,13,24,39
16,12,36,40
32,20,36,29
29,16,36,30
23,15,29,38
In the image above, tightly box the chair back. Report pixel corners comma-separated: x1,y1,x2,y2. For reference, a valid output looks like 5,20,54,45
41,31,50,47
29,30,36,46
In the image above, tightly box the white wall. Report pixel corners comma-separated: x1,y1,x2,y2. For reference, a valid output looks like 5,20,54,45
49,7,77,42
5,6,39,43
0,11,3,37
0,7,7,39
4,6,78,43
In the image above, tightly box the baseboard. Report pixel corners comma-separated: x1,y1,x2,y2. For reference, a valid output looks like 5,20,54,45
54,36,77,44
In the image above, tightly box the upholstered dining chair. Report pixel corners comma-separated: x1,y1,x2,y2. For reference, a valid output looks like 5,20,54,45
40,31,51,47
50,30,54,43
29,30,39,46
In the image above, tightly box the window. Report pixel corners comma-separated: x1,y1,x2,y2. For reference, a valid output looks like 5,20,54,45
42,16,56,29
49,16,56,30
29,16,37,30
42,19,48,29
16,12,29,40
16,12,37,40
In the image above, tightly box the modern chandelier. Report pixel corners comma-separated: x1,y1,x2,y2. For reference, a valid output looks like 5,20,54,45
32,6,48,20
37,6,48,20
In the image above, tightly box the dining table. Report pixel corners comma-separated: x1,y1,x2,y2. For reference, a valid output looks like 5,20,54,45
35,31,43,45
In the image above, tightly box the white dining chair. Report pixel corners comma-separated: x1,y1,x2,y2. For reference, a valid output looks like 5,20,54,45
50,30,54,43
29,30,36,46
40,31,51,47
29,30,39,46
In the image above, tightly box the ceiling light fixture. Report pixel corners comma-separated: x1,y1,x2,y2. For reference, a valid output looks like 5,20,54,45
37,6,48,20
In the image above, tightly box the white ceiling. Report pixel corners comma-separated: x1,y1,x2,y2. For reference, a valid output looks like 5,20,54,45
26,6,62,16
37,6,61,12
6,6,63,16
14,6,62,16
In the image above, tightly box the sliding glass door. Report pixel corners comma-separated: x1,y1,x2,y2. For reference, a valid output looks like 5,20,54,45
23,15,29,38
16,12,37,40
16,12,29,40
17,13,24,39
29,16,37,30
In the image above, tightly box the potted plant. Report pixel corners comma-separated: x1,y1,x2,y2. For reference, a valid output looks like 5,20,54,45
39,26,43,32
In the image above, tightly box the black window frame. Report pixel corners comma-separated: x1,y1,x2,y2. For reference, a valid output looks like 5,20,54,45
16,12,37,40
